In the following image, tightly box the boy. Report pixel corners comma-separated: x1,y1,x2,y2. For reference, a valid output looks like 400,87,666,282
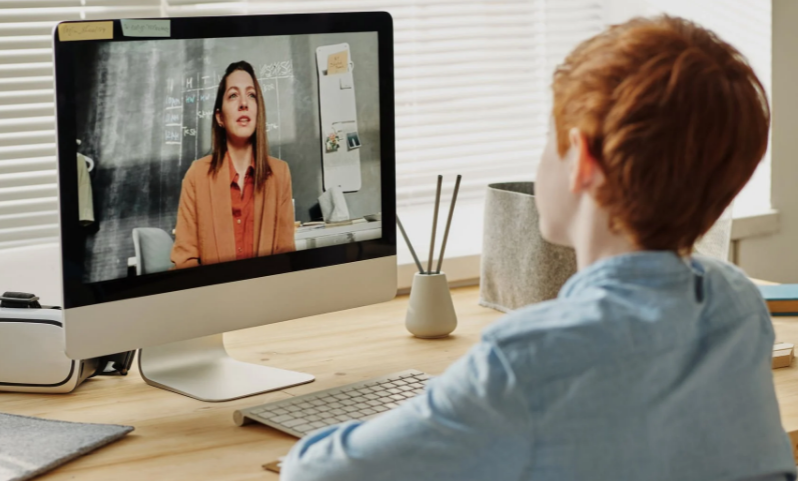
282,15,797,481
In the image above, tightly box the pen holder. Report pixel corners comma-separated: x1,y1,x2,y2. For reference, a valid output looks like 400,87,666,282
406,272,457,339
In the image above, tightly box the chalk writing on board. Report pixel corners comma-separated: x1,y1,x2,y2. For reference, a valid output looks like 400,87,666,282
260,61,293,79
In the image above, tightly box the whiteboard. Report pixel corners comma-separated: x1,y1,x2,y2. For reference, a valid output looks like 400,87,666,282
316,43,361,192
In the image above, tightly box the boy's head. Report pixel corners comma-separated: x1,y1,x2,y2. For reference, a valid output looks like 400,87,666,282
535,15,770,255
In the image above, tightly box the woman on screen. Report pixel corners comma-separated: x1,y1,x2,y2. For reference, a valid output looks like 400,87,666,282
171,61,296,269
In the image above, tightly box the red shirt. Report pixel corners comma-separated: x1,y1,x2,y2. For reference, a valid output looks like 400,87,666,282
228,154,255,260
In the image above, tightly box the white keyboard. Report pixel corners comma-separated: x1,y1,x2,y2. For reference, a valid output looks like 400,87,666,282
233,369,431,437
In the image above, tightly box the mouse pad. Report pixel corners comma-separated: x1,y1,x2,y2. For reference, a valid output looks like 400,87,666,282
0,412,133,481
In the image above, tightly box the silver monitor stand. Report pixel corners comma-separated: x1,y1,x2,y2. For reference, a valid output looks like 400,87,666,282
138,334,314,402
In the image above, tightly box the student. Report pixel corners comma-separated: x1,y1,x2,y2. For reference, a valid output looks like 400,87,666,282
281,15,797,481
172,61,295,269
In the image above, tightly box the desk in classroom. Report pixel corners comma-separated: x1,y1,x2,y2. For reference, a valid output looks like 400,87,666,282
2,285,798,480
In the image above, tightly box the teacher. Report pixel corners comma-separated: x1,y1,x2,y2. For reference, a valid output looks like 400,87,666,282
171,60,296,269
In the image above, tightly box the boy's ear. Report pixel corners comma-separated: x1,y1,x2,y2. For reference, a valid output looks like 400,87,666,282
568,128,603,194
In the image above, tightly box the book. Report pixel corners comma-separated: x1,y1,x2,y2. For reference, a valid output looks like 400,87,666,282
757,284,798,316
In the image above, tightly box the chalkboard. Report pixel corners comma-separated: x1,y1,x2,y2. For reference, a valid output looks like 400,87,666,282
73,32,381,283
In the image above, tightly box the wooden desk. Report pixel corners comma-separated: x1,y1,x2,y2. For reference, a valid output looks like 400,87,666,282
3,286,798,480
771,317,798,460
0,286,501,480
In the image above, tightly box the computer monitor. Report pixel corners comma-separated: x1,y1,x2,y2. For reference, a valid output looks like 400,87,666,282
53,12,396,401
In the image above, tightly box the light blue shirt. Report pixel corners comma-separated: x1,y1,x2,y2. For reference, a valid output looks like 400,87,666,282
283,252,797,481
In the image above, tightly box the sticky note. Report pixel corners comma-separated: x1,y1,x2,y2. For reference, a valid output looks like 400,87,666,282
327,50,349,75
58,21,113,42
121,19,171,38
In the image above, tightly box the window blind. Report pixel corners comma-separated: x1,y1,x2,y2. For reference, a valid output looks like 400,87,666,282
0,0,605,250
0,1,162,249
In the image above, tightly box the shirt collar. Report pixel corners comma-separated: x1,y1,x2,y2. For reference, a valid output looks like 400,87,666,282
559,251,696,299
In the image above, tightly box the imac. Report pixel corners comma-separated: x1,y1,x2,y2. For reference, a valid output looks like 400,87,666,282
53,12,396,402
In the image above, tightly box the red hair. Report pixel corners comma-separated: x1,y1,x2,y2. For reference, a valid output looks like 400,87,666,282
552,15,770,254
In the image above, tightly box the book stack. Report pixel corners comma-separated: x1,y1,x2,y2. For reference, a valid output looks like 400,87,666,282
757,284,798,316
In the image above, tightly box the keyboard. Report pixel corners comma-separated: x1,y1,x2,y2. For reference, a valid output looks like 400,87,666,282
233,369,431,437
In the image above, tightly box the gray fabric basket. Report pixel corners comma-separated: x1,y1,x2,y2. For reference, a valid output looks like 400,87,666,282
479,182,577,312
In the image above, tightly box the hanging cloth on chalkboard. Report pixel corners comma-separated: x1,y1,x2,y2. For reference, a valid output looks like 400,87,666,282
77,153,95,226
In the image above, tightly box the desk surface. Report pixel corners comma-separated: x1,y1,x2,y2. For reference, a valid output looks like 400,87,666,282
0,286,500,480
3,286,798,479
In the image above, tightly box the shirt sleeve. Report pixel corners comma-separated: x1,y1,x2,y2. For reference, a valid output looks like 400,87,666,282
281,341,532,481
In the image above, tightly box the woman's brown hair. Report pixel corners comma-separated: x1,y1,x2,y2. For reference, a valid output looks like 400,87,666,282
209,61,271,188
552,15,770,254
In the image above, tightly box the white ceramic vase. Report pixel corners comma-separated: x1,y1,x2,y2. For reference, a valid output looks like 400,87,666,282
405,272,457,339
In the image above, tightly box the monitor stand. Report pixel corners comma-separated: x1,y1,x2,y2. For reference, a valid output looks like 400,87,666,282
137,334,315,402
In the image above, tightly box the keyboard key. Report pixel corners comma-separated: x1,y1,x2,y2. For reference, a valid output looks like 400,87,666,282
340,399,355,406
343,405,359,413
310,400,325,406
385,402,399,409
373,390,390,397
330,408,346,416
272,414,294,423
359,408,377,416
282,419,306,428
294,424,316,433
310,421,328,429
349,412,365,419
272,408,289,415
367,400,382,407
328,402,343,409
316,405,331,412
388,388,402,395
333,394,349,401
409,383,423,389
319,411,337,419
335,415,351,422
304,408,320,415
364,394,378,400
383,382,398,389
285,405,301,412
305,415,321,422
390,394,405,401
298,402,314,409
251,407,266,414
373,405,388,413
393,380,407,386
398,385,414,392
258,411,277,419
400,373,415,379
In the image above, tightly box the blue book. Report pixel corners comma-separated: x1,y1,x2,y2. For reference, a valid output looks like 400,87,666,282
757,284,798,316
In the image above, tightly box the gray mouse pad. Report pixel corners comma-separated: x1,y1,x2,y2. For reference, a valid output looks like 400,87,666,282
0,412,133,481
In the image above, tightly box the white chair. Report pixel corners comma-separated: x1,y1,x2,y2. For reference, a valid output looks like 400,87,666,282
132,228,175,275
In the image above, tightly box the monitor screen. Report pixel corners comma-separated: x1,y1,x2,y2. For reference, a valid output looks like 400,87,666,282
70,32,381,283
54,14,395,309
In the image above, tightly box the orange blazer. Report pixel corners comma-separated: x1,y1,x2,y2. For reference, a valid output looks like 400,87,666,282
171,155,296,269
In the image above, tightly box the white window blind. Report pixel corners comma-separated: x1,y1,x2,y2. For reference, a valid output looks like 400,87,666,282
0,1,162,249
0,0,605,256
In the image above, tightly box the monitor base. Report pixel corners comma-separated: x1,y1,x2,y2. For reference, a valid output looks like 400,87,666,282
138,334,314,402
